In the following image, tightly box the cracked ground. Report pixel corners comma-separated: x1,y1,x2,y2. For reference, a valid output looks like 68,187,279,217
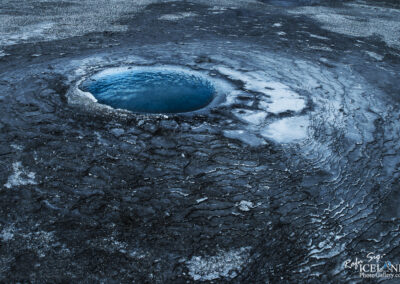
0,0,400,283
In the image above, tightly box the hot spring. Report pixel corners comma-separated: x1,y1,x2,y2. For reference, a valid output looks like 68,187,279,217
80,67,216,114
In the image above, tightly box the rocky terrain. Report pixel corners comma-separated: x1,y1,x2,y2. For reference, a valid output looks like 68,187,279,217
0,0,399,282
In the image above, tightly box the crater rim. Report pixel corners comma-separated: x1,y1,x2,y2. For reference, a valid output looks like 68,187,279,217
72,65,229,116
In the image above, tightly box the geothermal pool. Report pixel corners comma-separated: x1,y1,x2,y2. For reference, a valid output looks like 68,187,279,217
80,68,216,114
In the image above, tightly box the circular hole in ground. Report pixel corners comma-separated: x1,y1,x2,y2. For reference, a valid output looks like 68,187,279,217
80,67,216,114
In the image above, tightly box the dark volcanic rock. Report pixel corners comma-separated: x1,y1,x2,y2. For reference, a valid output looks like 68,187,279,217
0,0,399,283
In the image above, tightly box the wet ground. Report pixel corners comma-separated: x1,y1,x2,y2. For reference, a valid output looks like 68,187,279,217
0,0,399,283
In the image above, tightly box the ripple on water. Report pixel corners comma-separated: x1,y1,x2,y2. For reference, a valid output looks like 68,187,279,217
80,67,216,114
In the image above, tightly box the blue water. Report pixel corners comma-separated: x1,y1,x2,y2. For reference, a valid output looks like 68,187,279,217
81,69,215,114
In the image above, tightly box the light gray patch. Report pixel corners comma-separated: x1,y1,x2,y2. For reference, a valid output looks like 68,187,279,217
4,162,37,189
0,226,15,242
158,12,197,21
186,247,251,281
289,3,400,49
236,200,254,212
365,51,384,61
